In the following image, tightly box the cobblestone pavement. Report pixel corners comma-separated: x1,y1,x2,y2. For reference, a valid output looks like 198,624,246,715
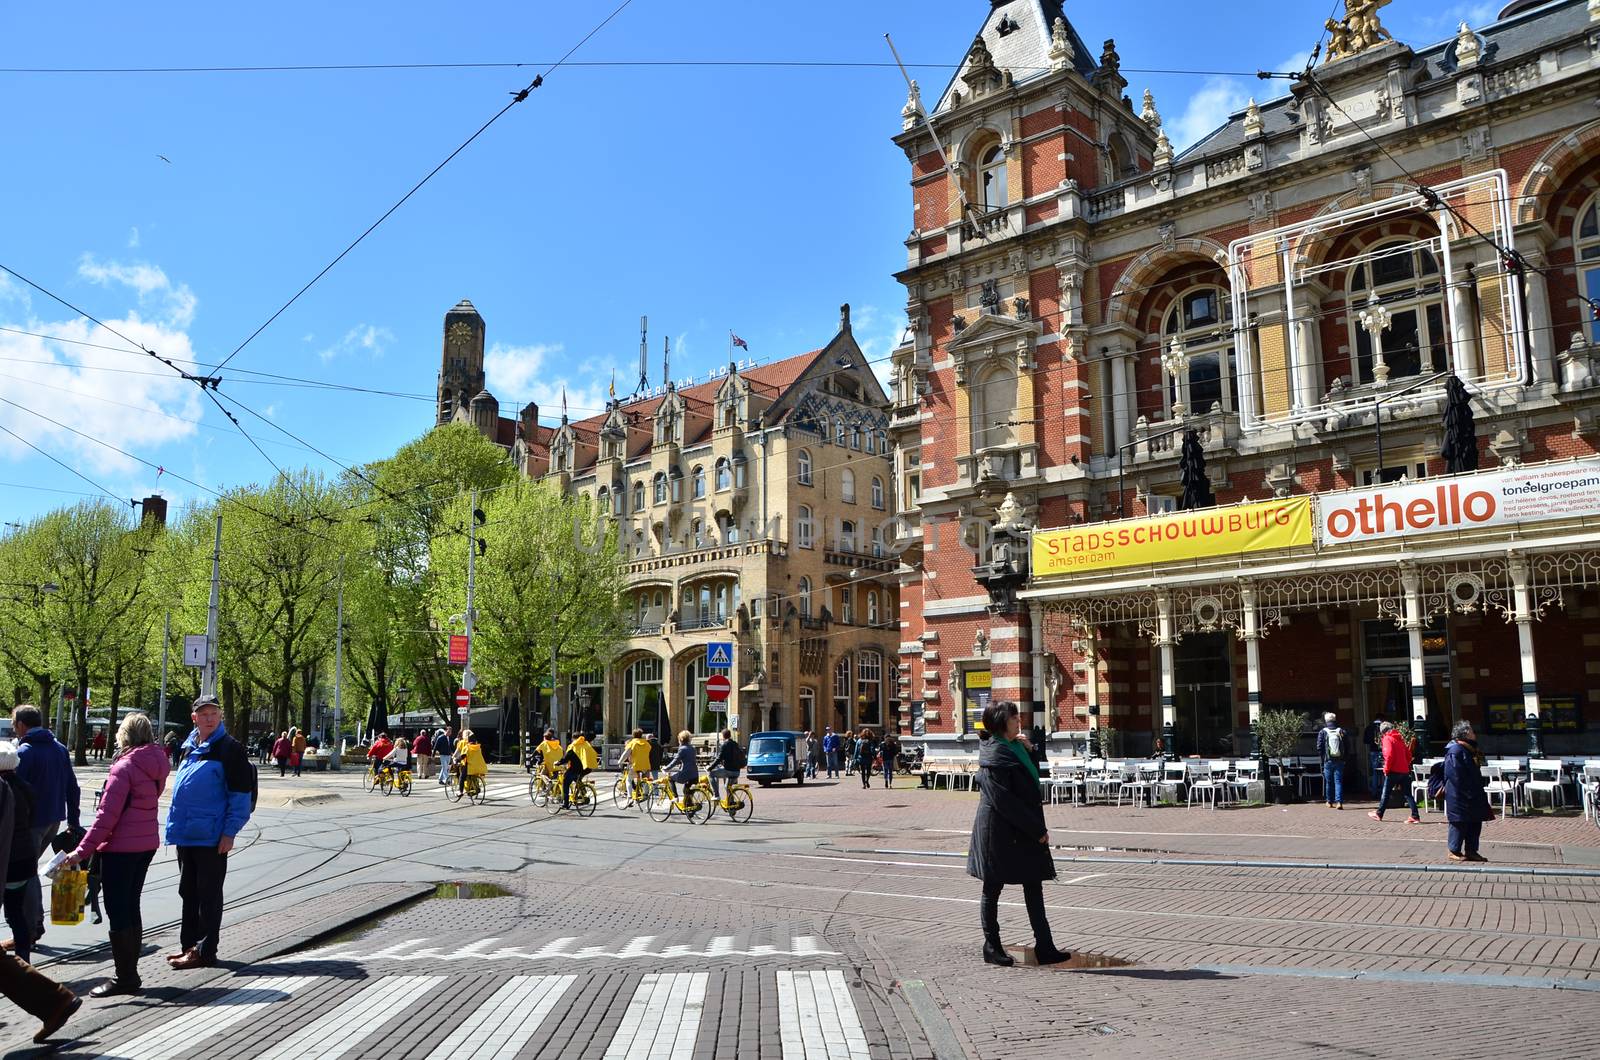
6,768,1598,1058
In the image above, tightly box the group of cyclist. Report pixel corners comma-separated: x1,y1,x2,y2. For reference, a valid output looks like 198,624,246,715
527,726,744,813
365,728,487,797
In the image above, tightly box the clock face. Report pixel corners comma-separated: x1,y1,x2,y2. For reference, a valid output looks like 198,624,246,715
447,321,475,348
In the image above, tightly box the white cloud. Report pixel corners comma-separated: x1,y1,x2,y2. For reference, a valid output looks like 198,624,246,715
484,341,617,419
0,271,29,311
1397,2,1498,38
1169,77,1251,153
76,254,196,328
318,323,394,362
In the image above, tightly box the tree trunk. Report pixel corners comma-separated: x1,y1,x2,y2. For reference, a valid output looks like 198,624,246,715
35,676,53,728
299,660,317,737
108,657,125,733
222,677,241,740
73,671,90,767
274,684,290,737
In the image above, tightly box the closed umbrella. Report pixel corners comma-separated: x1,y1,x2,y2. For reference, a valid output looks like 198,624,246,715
1177,429,1214,511
1441,374,1479,474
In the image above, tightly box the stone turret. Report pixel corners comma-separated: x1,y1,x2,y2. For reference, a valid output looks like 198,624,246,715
437,299,487,426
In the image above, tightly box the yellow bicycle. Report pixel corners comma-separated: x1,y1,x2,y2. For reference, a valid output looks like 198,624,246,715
645,775,709,824
547,775,598,817
695,775,754,823
448,769,488,805
611,771,653,813
528,770,558,807
379,766,413,798
362,762,382,793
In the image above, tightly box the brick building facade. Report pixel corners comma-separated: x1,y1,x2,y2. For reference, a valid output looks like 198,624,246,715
889,1,1600,758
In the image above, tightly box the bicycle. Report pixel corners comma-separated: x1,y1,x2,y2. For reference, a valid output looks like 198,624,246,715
547,775,598,817
362,762,381,793
528,770,558,807
459,773,489,805
645,776,709,824
611,771,653,812
695,775,754,823
444,767,462,802
378,766,414,797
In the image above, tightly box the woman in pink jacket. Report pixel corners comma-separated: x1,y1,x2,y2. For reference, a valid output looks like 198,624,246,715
62,712,170,997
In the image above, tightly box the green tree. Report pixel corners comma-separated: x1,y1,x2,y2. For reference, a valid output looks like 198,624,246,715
429,481,627,750
0,521,64,719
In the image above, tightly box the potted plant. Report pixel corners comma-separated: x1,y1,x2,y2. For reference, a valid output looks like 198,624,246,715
1257,709,1306,803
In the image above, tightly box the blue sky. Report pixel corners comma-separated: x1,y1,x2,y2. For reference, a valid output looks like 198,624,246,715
0,0,1499,521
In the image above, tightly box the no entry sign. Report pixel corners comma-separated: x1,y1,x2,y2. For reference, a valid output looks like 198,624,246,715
705,673,732,703
455,688,471,710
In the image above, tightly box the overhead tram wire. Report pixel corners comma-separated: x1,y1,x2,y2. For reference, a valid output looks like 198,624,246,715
207,0,638,376
0,421,132,509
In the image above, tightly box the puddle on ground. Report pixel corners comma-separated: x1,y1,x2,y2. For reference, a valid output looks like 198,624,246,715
433,881,514,900
1006,947,1136,970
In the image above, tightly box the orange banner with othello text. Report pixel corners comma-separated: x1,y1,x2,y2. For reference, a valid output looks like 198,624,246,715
1031,497,1313,577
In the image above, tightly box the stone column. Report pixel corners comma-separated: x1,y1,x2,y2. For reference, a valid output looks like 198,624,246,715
1240,582,1263,761
1522,265,1555,388
1292,293,1322,412
1028,603,1048,733
1110,351,1133,450
1081,620,1102,758
1155,592,1177,760
1400,566,1429,736
1509,556,1543,755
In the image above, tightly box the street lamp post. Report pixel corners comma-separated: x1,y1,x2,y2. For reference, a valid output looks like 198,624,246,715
1357,293,1394,386
1161,338,1190,419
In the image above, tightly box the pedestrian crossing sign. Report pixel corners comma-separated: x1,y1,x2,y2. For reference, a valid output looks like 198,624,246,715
706,642,733,669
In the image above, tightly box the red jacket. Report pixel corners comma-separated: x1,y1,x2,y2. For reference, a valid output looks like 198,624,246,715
1380,729,1413,775
412,732,431,757
272,737,292,760
368,737,394,761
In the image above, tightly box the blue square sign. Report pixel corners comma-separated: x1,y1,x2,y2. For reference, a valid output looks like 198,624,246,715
706,642,734,669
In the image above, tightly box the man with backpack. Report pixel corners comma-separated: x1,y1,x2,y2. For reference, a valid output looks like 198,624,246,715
1316,711,1350,810
164,696,254,969
708,729,744,802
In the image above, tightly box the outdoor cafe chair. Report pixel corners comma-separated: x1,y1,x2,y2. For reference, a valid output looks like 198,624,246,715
1187,761,1222,809
1484,765,1519,819
1118,762,1158,807
1413,759,1443,814
1582,762,1600,821
1231,760,1260,802
1525,759,1566,811
1156,761,1186,805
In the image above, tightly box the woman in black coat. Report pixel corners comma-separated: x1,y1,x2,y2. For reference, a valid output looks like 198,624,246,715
967,701,1068,966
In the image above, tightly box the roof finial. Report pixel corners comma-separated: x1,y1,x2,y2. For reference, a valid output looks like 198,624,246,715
840,303,852,332
560,385,568,423
901,79,924,132
1140,88,1162,131
1243,97,1264,137
1048,17,1075,72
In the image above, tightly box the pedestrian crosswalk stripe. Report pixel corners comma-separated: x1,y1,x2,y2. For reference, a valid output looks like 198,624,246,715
603,972,708,1060
288,934,840,965
778,971,869,1060
424,974,576,1059
253,975,445,1060
98,976,313,1060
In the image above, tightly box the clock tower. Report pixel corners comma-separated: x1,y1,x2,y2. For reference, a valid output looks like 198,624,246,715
436,299,487,426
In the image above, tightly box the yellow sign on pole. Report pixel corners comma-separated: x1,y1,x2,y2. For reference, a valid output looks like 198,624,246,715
1031,497,1313,577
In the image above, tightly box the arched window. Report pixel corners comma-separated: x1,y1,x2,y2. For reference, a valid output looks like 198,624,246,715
798,687,816,732
624,656,665,736
654,590,664,610
1164,285,1238,416
670,467,683,501
797,505,814,549
597,486,609,514
692,466,706,499
851,426,862,450
1108,134,1133,179
611,482,624,515
970,364,1018,451
798,576,812,618
867,590,879,625
653,473,667,505
839,519,857,552
833,655,852,728
856,650,883,726
979,143,1008,210
1578,192,1600,344
1348,240,1446,383
797,448,813,486
839,586,854,625
840,468,856,504
836,421,848,446
714,458,731,491
877,429,888,454
633,481,645,511
870,476,884,510
685,652,717,734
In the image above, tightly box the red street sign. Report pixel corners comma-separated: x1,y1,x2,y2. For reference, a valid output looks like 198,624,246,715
448,634,469,666
705,674,732,703
455,688,471,709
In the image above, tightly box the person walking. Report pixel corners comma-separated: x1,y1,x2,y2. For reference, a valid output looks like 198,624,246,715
411,730,433,780
853,728,876,790
271,732,291,777
879,731,899,789
90,730,107,762
433,727,454,786
290,728,308,778
804,730,820,779
165,695,253,969
1316,711,1350,810
0,745,37,961
968,701,1069,967
647,732,665,775
1367,722,1419,824
165,732,181,769
843,729,857,777
60,713,169,997
11,705,79,953
822,727,841,779
796,730,813,781
1444,721,1494,863
0,748,79,1042
1363,713,1385,798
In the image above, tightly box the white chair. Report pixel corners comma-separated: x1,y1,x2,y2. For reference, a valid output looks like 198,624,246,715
1413,758,1443,814
1119,762,1158,807
1581,762,1600,821
1484,766,1518,819
1296,757,1324,802
1187,761,1221,809
1231,760,1260,803
1524,759,1566,811
1157,761,1187,805
1084,759,1117,804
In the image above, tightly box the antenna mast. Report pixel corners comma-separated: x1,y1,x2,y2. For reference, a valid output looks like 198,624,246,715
636,315,649,395
663,335,671,387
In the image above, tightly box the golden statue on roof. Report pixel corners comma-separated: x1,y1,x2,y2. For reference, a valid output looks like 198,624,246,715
1324,0,1393,63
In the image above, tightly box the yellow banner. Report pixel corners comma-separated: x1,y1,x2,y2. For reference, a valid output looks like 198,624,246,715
1031,497,1313,577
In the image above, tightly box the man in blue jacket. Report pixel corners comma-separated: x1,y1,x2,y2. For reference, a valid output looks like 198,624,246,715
11,705,79,948
1443,720,1494,863
164,696,253,969
822,727,841,779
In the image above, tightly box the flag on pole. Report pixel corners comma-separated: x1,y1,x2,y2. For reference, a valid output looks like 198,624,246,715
731,333,749,350
561,385,568,421
609,370,616,400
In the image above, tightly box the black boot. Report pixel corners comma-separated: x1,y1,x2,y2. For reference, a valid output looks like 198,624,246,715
1024,883,1070,965
980,889,1013,966
90,929,143,997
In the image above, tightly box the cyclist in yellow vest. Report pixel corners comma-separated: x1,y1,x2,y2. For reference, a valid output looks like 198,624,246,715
622,727,654,782
535,730,564,780
561,731,599,808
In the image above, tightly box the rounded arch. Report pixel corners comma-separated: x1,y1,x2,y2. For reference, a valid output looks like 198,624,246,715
1515,118,1600,226
1105,237,1230,330
1286,181,1420,267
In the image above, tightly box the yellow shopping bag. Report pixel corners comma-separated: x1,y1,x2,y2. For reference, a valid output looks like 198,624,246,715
50,868,87,926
